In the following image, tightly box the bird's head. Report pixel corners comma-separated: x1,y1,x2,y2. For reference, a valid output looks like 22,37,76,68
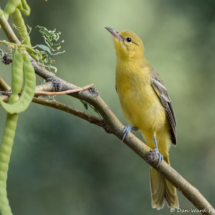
105,27,144,60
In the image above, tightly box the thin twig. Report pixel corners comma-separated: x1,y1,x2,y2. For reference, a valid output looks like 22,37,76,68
0,76,10,91
32,97,103,127
0,12,214,215
0,95,8,101
34,84,94,95
0,13,20,44
35,81,53,92
0,95,103,127
0,83,94,96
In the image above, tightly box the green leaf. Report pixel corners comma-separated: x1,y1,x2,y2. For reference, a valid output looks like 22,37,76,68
35,25,65,74
23,44,35,53
52,40,65,47
51,50,65,56
37,44,52,55
80,100,88,110
48,65,57,73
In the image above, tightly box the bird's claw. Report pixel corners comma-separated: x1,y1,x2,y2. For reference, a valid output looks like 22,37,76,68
122,125,138,141
132,126,138,131
153,148,163,167
122,125,132,141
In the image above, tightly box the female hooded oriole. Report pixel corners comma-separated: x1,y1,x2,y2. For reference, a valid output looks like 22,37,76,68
105,27,179,210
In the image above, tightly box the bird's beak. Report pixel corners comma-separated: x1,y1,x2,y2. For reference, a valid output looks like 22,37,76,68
104,27,122,41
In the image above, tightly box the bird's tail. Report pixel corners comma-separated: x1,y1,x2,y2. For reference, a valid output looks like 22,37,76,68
150,155,179,210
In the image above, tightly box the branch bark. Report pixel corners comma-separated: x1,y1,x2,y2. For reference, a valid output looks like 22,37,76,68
1,94,103,128
0,11,214,215
32,97,103,127
0,76,10,91
34,83,94,95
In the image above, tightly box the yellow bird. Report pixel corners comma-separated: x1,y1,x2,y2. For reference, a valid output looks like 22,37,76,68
105,27,179,210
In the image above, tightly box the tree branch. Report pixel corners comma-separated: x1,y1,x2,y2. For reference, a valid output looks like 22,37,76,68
0,94,103,128
0,12,20,44
32,97,103,127
1,83,94,96
34,83,94,95
35,81,53,92
0,76,10,91
0,11,214,215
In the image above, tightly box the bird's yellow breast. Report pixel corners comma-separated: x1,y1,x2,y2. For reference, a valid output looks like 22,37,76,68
115,58,166,136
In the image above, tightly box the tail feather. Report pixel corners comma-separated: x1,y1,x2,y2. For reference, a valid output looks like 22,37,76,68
150,156,179,210
150,168,165,209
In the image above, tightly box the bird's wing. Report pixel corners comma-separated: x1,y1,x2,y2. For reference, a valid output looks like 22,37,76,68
150,68,177,145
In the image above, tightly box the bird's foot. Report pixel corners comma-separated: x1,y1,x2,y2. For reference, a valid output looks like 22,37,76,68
122,125,138,141
152,135,163,167
132,126,138,131
152,148,163,167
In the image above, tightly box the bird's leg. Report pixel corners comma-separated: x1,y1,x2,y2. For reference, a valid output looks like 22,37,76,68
152,134,163,166
122,125,138,141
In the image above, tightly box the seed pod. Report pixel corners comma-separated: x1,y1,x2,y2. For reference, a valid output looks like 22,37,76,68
0,50,20,215
11,9,31,46
0,113,18,215
19,0,31,16
10,49,23,100
0,49,23,111
3,0,31,20
0,52,36,114
3,0,19,20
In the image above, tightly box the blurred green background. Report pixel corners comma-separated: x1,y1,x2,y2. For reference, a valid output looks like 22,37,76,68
1,0,215,214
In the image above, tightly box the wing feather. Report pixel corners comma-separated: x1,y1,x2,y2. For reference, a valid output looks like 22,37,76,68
151,69,177,145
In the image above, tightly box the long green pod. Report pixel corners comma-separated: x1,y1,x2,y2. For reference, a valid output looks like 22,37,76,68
0,52,35,114
0,92,19,215
11,9,31,46
0,50,23,215
20,0,31,16
3,0,20,20
3,0,30,20
0,113,18,215
0,50,23,112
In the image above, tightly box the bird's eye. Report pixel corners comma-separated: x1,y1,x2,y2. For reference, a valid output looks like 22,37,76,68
126,37,132,42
